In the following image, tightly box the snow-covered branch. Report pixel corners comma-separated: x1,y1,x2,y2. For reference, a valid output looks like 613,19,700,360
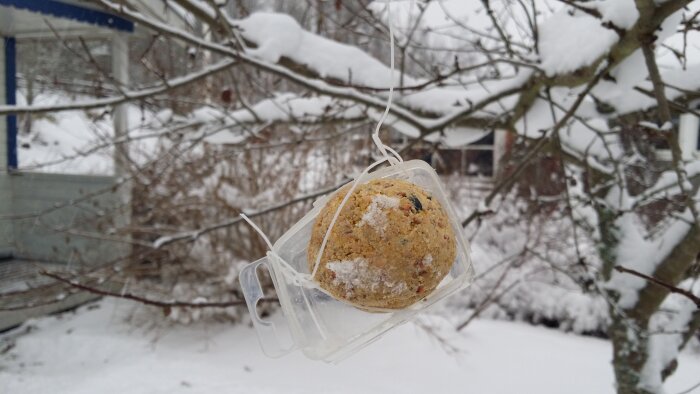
92,0,694,138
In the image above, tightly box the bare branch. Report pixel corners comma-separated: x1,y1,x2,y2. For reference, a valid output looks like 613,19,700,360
153,180,347,248
41,271,279,309
640,37,700,223
614,265,700,308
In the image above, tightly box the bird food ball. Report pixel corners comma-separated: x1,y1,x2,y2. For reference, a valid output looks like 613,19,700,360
307,178,456,310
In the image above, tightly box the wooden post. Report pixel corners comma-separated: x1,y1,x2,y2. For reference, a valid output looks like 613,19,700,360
111,33,132,258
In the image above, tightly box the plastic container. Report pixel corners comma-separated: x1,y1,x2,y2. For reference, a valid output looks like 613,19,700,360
239,160,473,362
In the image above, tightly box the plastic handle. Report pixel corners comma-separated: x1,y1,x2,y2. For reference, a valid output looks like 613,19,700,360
239,256,296,357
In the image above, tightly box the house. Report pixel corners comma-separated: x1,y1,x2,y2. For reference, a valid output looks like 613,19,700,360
398,106,700,202
394,129,507,180
0,0,185,331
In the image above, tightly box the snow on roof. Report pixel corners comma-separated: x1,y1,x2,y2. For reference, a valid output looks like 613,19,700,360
0,0,133,37
0,0,190,38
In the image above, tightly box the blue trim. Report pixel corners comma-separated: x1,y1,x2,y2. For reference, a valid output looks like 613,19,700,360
5,37,17,170
0,0,134,32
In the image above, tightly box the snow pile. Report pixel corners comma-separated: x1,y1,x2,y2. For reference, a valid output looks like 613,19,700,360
235,13,303,64
439,127,491,148
13,91,167,175
640,161,700,202
18,109,115,174
558,118,624,173
358,194,400,236
533,5,695,120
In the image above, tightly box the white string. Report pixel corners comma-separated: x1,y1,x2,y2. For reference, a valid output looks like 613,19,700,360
241,0,405,305
240,213,318,288
372,0,403,166
240,213,274,250
310,0,403,278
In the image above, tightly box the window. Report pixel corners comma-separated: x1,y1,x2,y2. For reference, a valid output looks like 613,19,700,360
397,130,497,177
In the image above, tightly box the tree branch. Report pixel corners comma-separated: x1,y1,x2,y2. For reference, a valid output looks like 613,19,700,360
152,180,347,248
41,271,279,309
640,36,700,223
613,265,700,308
0,58,238,115
91,0,693,136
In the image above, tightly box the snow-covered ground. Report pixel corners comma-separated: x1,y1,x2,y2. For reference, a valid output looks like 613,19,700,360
1,299,698,394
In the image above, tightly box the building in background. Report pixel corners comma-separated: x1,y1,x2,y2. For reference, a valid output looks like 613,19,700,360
0,0,185,331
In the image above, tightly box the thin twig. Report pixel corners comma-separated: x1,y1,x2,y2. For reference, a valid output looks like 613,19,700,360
152,180,347,248
614,265,700,308
41,271,279,308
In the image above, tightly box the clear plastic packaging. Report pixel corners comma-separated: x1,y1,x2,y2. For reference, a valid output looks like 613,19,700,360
239,160,473,362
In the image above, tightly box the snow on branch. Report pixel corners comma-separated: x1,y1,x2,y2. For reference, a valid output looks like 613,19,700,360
191,94,365,143
91,0,695,140
233,10,542,121
94,0,526,132
538,8,620,76
605,208,696,309
611,64,700,117
236,12,409,88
